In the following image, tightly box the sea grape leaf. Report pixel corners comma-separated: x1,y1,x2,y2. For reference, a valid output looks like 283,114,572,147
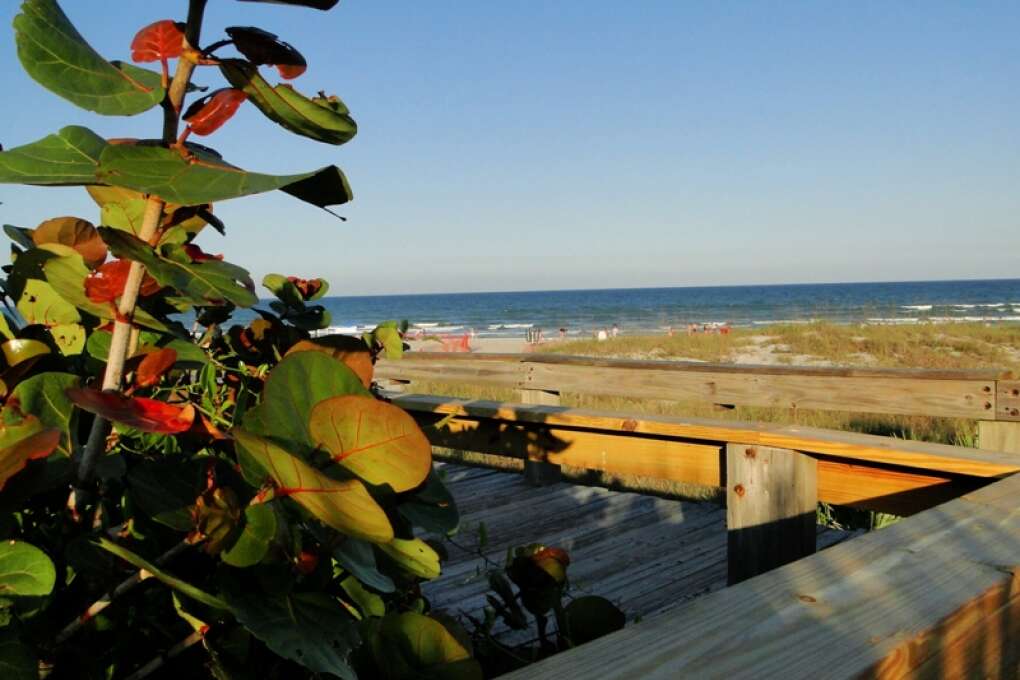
224,587,358,679
236,0,340,9
11,373,78,456
0,126,106,185
285,335,373,389
127,458,204,531
95,143,353,208
0,541,55,597
232,429,393,543
0,627,37,680
340,575,384,618
4,225,35,250
66,388,196,434
242,351,369,453
42,251,169,331
133,347,178,388
86,186,211,238
17,278,81,326
367,612,481,680
309,395,431,493
224,27,306,79
14,0,165,115
1,339,50,367
221,60,357,145
100,228,257,308
377,538,440,580
32,216,107,268
49,323,86,356
96,538,228,609
262,273,305,308
130,20,186,63
398,468,460,536
562,596,626,646
333,538,395,593
0,410,61,491
221,502,277,567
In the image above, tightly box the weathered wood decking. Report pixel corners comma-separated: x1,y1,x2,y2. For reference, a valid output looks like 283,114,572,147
427,463,856,634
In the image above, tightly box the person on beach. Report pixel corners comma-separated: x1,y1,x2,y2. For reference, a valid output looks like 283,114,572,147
597,328,608,341
559,327,567,339
611,323,619,338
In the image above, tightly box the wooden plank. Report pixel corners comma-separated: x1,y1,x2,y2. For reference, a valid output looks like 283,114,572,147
980,421,1020,455
500,472,1020,680
726,444,817,585
396,395,1020,478
996,380,1020,421
520,388,563,485
525,362,995,420
375,356,527,388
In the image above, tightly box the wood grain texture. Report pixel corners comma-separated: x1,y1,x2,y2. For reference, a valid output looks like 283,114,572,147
394,394,1020,478
377,352,1008,419
980,421,1020,455
499,472,1020,680
520,388,563,485
726,445,817,585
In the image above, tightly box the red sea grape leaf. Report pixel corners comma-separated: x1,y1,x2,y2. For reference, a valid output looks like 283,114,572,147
225,26,307,80
134,348,178,388
130,20,186,63
232,428,393,543
0,415,60,491
66,388,195,434
308,395,431,493
84,259,160,304
182,244,223,262
183,89,247,136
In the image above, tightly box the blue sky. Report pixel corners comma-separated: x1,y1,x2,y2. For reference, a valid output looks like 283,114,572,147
1,1,1018,295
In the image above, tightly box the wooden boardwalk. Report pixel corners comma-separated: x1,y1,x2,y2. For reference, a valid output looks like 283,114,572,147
427,463,857,635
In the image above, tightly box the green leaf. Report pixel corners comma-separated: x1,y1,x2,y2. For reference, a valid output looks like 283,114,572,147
373,326,404,360
0,541,55,597
237,0,339,8
368,613,481,680
42,251,169,331
333,538,394,593
232,429,393,544
0,627,36,680
340,575,384,618
224,588,358,679
0,126,106,185
127,459,204,531
95,144,353,209
11,372,79,456
14,0,165,115
221,60,357,145
3,225,35,250
49,323,86,355
308,395,432,493
100,228,257,308
96,538,228,609
262,273,304,309
17,278,81,326
242,351,369,453
398,468,460,536
221,502,277,568
377,538,440,580
562,596,626,646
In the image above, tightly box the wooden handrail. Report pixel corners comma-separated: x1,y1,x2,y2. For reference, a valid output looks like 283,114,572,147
377,352,1020,422
390,393,1019,516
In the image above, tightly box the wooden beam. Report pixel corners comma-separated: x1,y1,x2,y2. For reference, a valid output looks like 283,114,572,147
409,410,986,515
519,388,562,485
498,472,1020,680
980,421,1020,455
377,353,1007,419
393,395,1020,478
726,444,817,585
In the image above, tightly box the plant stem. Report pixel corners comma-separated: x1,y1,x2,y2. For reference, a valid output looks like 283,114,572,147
75,2,209,492
124,628,208,680
53,541,190,646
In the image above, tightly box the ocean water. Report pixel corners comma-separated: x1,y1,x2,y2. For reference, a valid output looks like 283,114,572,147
242,279,1020,338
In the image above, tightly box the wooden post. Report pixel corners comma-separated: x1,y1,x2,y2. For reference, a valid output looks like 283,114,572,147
978,421,1020,454
519,388,562,485
726,443,817,585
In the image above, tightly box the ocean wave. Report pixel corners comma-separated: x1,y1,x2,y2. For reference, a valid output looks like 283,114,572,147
867,318,919,324
488,323,533,330
901,305,932,311
751,319,816,325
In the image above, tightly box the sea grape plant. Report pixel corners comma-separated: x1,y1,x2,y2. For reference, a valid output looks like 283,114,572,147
0,1,476,678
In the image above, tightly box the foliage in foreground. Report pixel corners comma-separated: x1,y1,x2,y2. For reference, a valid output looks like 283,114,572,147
0,1,488,678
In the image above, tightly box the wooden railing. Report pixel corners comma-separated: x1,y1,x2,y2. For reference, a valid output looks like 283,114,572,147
380,352,1020,675
378,352,1020,452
